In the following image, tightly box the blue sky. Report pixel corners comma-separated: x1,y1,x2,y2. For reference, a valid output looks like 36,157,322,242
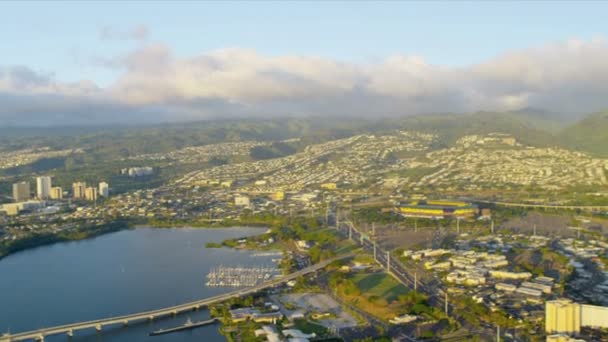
2,1,608,125
3,1,607,85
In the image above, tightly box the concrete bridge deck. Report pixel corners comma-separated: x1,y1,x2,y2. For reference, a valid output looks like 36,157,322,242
469,199,608,211
2,254,351,342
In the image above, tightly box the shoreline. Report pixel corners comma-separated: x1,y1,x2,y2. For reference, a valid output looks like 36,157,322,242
0,219,132,261
0,220,272,261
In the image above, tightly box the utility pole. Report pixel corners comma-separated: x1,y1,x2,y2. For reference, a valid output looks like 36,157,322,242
372,222,376,236
491,220,495,234
496,325,500,342
457,218,460,234
533,224,536,237
444,292,448,315
336,208,340,230
373,242,377,261
415,219,418,233
349,224,352,241
387,251,391,273
414,272,417,291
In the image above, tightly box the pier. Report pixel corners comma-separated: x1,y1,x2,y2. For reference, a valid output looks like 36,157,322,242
206,265,279,287
149,318,217,336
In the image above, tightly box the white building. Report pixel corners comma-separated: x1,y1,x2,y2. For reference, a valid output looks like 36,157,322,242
99,182,109,197
36,176,52,199
495,283,517,292
235,195,250,207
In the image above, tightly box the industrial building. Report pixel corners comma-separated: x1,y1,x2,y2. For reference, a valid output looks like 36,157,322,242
0,200,45,216
397,200,478,219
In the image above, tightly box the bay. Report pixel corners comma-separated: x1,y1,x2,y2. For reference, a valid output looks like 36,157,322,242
0,227,276,341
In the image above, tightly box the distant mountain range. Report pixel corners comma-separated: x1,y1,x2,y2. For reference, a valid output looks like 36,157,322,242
0,109,607,158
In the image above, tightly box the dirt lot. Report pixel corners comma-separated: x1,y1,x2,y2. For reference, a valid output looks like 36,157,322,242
276,293,358,329
500,211,607,237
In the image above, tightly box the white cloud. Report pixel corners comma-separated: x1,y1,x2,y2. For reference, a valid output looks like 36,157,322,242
2,38,608,125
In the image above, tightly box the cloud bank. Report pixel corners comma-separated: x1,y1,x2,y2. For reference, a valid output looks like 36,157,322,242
2,38,608,125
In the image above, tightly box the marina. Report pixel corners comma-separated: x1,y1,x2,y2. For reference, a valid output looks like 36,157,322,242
206,265,280,287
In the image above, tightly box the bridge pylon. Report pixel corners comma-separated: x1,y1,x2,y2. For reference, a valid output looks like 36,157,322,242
0,335,11,342
122,320,129,327
95,324,102,332
35,334,44,342
67,329,73,337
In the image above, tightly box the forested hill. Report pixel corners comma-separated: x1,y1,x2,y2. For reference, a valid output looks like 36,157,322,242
559,110,608,157
1,109,607,158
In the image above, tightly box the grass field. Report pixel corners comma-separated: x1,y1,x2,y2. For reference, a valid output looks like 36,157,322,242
350,272,408,302
337,271,410,320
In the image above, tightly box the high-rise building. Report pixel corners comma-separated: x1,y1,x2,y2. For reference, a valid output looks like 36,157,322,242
72,182,87,199
36,176,52,199
99,182,109,197
85,187,98,201
546,299,581,335
12,181,30,202
50,187,63,200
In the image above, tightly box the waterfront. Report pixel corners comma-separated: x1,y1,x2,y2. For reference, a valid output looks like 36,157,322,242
0,227,275,341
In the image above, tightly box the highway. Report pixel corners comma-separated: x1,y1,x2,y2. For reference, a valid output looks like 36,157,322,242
468,199,608,211
2,254,352,342
336,219,449,313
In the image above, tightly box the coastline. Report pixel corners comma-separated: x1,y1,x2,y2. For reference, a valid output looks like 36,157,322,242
0,219,131,261
0,219,273,261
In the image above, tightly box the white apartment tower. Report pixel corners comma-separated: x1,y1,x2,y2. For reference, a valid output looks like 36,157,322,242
99,182,109,197
36,176,52,199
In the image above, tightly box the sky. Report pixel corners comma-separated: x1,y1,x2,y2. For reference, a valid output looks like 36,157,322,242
2,1,608,125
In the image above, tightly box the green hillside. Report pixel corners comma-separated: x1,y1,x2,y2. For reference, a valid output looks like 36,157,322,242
560,110,608,157
391,111,560,148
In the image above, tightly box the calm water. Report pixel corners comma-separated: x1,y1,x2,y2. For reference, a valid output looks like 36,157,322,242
0,227,276,341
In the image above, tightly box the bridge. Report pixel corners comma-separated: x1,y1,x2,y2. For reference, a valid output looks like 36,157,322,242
2,254,351,342
469,199,608,212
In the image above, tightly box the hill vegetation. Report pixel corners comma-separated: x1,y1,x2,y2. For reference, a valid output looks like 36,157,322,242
2,109,608,170
559,110,608,157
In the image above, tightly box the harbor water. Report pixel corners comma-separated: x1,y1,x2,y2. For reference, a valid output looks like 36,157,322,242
0,227,276,341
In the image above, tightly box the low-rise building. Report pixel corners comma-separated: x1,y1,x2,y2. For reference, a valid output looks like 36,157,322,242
495,283,517,292
235,195,250,207
489,270,532,280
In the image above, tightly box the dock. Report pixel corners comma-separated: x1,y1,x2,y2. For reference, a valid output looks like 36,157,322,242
149,318,218,336
206,265,279,287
